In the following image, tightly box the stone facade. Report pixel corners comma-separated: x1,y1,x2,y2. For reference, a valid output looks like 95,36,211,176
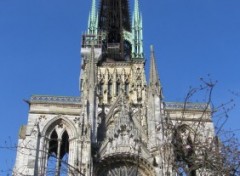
14,0,216,176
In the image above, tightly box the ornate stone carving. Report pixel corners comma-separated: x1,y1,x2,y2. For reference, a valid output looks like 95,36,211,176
73,117,80,123
39,115,46,121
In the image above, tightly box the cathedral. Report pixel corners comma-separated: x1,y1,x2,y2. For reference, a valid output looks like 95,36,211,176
14,0,216,175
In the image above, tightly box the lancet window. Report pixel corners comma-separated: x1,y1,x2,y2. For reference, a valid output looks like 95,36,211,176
46,128,70,176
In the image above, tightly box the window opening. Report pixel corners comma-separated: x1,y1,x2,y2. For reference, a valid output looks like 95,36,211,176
47,129,69,176
47,130,58,175
47,155,57,175
59,154,69,176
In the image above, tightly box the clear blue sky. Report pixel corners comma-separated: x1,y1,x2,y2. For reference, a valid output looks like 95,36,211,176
0,0,240,174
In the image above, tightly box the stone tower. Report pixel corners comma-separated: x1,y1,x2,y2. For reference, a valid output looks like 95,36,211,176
14,0,216,175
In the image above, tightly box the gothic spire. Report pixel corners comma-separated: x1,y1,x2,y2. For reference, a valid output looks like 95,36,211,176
132,0,143,58
133,0,140,23
149,45,162,97
88,0,98,35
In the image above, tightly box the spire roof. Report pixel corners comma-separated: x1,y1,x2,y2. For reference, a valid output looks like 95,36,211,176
88,0,98,34
132,0,144,58
134,0,140,23
91,0,96,19
149,45,162,96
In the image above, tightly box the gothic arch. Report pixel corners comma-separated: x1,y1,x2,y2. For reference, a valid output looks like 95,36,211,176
106,109,121,128
42,116,76,175
106,104,131,127
42,115,77,140
106,94,131,124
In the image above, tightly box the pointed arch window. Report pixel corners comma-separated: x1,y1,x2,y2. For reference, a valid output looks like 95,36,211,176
47,130,58,175
46,129,70,176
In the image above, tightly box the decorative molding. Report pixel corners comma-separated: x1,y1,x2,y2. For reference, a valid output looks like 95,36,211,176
101,60,144,67
30,111,80,116
165,102,211,111
30,95,81,105
167,117,212,122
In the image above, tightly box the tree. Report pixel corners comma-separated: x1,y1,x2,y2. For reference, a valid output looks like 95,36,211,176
161,77,240,176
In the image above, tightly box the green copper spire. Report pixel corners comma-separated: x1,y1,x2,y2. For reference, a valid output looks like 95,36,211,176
132,0,143,58
134,0,140,21
88,0,98,35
